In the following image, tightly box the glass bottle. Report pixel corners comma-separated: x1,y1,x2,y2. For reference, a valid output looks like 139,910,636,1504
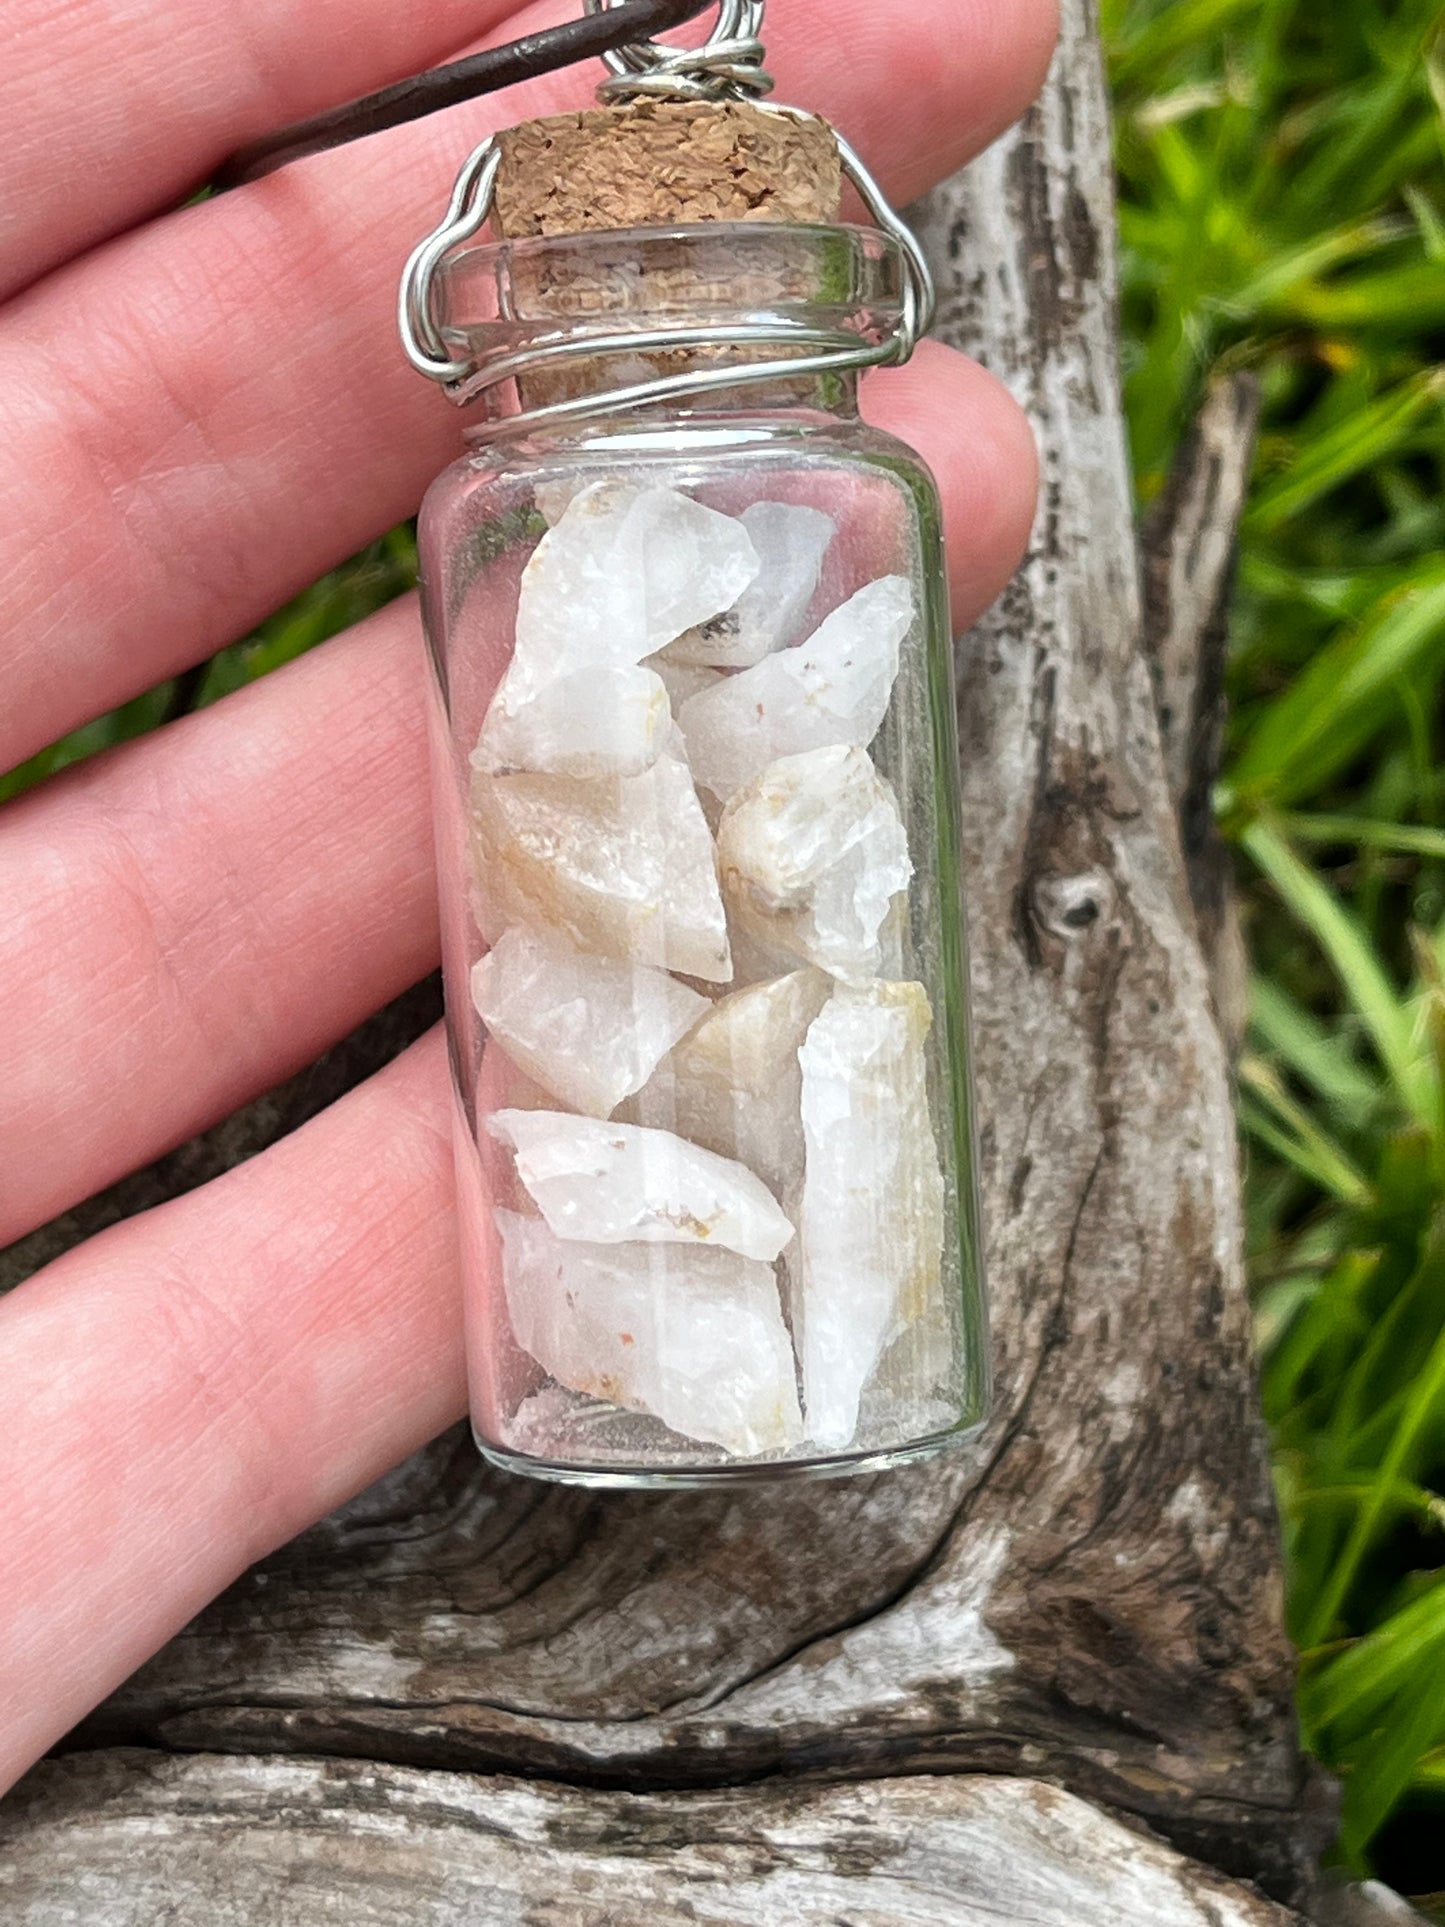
419,217,989,1486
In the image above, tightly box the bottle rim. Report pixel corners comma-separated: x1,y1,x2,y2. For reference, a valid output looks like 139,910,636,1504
429,219,913,427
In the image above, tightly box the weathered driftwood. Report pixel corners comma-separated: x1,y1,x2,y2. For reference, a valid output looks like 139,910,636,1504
1143,374,1260,834
1141,371,1260,1046
5,1,1342,1919
0,1755,1300,1926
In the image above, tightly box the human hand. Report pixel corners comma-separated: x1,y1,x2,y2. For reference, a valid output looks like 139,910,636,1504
0,0,1054,1791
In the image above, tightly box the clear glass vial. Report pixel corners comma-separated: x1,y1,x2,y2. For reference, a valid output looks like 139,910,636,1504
419,220,989,1485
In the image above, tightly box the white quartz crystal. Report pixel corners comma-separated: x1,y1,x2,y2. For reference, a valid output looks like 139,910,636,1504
852,1300,959,1450
725,915,809,990
471,754,732,982
513,481,759,690
652,656,725,715
472,928,708,1119
795,981,947,1450
489,1110,795,1261
623,969,830,1195
677,574,913,801
717,745,913,982
661,502,834,669
532,476,593,525
475,1039,558,1121
496,1210,803,1456
472,664,671,779
474,481,755,779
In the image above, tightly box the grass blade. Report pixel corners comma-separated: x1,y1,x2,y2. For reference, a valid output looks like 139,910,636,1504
1281,814,1445,861
1247,377,1443,536
1239,1055,1373,1204
1241,821,1429,1121
1249,973,1383,1118
1227,570,1445,810
1300,1305,1445,1650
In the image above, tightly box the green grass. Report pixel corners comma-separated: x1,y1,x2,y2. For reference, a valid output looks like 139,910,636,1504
3,0,1444,1895
1107,0,1445,1896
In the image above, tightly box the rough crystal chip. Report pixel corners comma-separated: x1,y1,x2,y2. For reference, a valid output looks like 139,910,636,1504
471,754,732,982
652,656,725,716
472,928,708,1119
623,968,830,1195
852,1299,959,1450
531,475,598,526
473,481,755,777
496,1210,803,1456
513,481,759,690
725,915,809,990
795,981,947,1450
677,574,913,801
489,1109,795,1261
475,1039,557,1120
473,664,671,779
661,502,835,669
717,744,913,981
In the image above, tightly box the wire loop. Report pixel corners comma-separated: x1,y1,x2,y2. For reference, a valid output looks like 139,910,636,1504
399,118,936,417
397,0,936,420
583,0,772,100
399,137,504,384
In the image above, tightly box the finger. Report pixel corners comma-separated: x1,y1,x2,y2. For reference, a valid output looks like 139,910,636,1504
0,1029,463,1796
0,340,1033,1246
0,0,522,300
876,338,1040,628
0,595,433,1247
0,0,1057,773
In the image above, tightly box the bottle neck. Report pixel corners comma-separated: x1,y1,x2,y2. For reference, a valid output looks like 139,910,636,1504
463,369,862,448
436,223,907,426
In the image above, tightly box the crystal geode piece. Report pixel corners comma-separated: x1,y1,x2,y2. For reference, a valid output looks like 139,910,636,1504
514,481,759,687
677,574,913,801
471,754,732,982
472,664,672,780
489,1109,795,1261
660,502,835,669
472,928,709,1119
717,744,913,982
496,1210,803,1456
795,980,947,1450
623,968,831,1196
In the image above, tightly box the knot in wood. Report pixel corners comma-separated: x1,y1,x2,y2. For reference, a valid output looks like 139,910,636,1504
1030,871,1115,941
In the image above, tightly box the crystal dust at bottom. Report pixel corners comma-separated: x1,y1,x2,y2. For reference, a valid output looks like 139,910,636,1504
419,234,990,1488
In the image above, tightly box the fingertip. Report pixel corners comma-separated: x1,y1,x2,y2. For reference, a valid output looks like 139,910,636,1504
863,338,1039,630
784,0,1061,204
1012,0,1063,121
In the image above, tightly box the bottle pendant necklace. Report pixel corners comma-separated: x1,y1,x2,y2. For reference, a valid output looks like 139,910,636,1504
230,0,990,1486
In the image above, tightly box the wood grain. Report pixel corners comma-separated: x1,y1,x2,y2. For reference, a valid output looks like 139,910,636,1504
0,1753,1300,1926
1140,372,1260,1042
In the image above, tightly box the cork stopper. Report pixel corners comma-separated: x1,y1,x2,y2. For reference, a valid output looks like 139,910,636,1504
484,102,844,411
493,100,843,238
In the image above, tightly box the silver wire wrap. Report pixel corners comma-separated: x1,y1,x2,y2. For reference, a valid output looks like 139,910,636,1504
583,0,772,101
398,0,935,421
399,123,935,422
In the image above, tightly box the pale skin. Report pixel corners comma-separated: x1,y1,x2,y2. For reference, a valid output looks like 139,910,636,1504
0,0,1057,1793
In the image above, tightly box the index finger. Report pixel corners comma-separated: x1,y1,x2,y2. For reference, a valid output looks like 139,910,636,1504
0,0,525,299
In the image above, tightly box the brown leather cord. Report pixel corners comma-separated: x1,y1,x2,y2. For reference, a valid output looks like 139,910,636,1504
213,0,715,190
